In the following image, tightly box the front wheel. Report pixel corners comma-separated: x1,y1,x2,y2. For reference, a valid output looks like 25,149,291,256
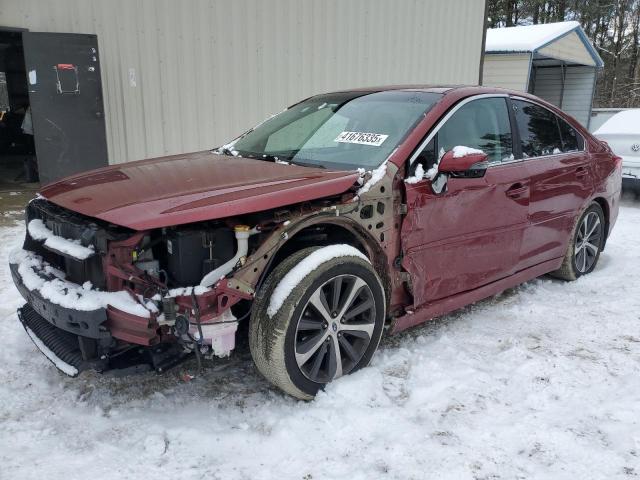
249,246,386,400
552,202,605,281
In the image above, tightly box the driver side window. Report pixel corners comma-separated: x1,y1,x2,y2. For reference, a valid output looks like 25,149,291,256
438,97,513,163
411,97,514,177
438,97,513,164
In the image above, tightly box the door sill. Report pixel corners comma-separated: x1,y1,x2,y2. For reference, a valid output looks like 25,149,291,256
391,257,563,334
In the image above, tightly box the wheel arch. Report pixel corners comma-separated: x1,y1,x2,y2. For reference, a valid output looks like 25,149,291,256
592,196,610,249
259,217,392,309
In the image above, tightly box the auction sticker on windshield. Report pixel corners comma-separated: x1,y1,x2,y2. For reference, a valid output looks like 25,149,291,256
335,131,389,147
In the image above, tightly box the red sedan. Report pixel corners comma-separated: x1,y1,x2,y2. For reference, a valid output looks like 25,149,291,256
10,86,622,399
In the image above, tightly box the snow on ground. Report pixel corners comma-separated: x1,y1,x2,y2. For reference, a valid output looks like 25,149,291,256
1,195,640,480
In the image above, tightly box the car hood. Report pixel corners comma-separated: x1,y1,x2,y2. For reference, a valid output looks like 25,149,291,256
40,151,360,230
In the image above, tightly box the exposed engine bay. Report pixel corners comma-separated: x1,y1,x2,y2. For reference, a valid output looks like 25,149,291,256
11,177,396,377
12,197,270,374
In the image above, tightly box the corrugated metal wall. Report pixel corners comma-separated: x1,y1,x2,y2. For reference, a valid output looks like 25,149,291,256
532,65,596,127
482,53,531,91
2,0,486,164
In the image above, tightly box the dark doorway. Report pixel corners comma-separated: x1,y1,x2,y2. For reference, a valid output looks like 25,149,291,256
0,28,37,187
0,29,109,186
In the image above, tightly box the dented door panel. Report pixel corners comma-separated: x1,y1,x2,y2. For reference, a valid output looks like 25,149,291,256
401,162,529,307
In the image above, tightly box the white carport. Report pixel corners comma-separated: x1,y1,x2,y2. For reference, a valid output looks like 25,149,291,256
482,21,603,128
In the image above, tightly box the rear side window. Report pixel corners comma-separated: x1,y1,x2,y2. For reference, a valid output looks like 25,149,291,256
558,117,584,152
513,100,562,157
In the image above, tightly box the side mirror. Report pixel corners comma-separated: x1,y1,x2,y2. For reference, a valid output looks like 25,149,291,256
438,148,488,175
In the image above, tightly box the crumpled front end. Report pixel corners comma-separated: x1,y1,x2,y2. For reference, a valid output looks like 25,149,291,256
10,198,253,376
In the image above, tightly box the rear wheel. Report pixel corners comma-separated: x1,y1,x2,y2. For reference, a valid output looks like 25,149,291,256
249,246,385,399
552,202,605,281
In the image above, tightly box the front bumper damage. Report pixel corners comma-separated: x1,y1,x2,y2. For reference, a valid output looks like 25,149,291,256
12,198,258,376
10,240,251,376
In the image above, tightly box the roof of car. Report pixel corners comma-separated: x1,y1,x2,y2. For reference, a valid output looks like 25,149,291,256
324,85,515,96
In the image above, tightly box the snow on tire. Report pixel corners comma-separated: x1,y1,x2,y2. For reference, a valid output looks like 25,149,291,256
249,245,386,400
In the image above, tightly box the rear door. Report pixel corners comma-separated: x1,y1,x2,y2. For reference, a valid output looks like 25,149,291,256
401,96,530,306
22,32,108,184
511,99,593,269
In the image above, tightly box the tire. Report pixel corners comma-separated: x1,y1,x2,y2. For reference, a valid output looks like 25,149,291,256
551,202,605,281
249,246,386,400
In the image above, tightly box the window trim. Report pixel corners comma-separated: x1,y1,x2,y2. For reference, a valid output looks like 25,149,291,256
509,96,587,160
408,94,520,169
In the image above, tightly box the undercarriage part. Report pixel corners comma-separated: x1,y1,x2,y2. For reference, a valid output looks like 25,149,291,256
20,303,193,376
18,304,108,375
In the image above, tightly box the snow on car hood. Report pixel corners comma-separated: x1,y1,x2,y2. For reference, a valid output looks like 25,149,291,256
39,151,360,230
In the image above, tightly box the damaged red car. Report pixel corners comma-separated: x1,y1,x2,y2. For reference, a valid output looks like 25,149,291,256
10,86,621,399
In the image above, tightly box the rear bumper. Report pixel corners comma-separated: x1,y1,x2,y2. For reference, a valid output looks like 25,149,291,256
621,164,640,190
622,163,640,179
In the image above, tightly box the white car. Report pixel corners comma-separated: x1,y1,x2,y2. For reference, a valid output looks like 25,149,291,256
594,109,640,190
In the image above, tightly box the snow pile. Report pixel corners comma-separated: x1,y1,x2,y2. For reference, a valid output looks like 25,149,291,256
267,244,369,317
28,219,95,260
452,145,485,158
213,139,239,156
356,161,387,196
152,285,210,300
594,109,640,136
485,21,580,52
10,248,151,317
404,164,425,184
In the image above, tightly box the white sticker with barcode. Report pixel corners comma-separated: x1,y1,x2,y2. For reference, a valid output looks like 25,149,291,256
334,131,389,147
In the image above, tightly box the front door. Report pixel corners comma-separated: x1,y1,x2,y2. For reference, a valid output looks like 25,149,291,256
401,96,530,306
22,32,108,184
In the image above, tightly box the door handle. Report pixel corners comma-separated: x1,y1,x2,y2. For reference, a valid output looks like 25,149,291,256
506,183,528,199
575,166,588,177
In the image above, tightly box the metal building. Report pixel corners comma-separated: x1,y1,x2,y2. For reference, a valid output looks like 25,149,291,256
482,21,603,128
1,0,486,179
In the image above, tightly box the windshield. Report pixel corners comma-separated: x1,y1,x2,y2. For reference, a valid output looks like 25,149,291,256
225,90,442,170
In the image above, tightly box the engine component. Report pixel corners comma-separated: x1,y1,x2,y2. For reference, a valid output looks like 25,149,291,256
200,225,257,287
165,227,234,287
174,314,190,336
134,259,160,278
161,297,177,324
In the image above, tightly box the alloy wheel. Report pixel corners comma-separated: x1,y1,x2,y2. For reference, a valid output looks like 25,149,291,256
294,274,376,383
574,211,602,273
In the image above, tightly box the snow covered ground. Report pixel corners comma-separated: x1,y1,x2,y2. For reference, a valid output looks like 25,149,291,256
1,195,639,480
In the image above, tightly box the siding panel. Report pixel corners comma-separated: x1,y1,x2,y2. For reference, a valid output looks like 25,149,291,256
2,0,485,164
482,53,531,91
